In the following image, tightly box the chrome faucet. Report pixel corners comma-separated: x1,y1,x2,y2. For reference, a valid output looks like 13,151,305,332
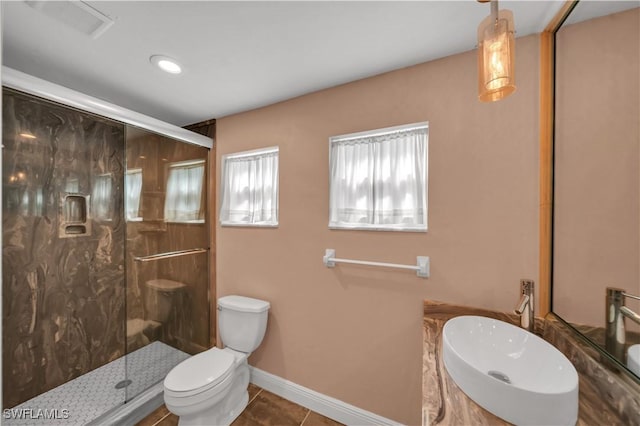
605,287,640,361
514,279,535,332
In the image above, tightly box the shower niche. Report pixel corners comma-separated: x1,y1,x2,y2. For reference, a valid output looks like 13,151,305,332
59,193,91,237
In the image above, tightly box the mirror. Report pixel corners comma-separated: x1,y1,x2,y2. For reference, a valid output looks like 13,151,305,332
552,1,640,379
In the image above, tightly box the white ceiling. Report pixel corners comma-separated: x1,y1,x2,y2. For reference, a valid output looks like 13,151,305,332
1,0,617,127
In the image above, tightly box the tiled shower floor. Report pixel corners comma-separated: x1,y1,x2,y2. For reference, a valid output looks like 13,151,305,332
5,341,189,426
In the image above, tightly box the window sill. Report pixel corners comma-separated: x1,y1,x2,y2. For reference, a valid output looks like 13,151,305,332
329,223,427,232
165,220,205,224
220,221,278,228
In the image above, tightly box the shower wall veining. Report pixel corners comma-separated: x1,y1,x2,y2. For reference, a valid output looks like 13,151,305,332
125,129,209,355
2,89,126,408
2,90,212,410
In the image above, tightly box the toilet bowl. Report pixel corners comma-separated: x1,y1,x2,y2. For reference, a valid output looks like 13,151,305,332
163,295,270,425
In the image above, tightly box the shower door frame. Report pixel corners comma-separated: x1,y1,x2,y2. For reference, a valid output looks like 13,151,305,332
2,67,212,149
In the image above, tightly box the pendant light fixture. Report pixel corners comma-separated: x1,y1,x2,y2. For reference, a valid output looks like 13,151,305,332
477,0,516,102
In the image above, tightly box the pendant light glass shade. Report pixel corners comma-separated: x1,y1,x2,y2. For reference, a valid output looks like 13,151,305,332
477,8,516,102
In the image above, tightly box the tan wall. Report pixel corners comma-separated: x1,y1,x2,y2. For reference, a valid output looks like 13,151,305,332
216,35,540,424
554,8,640,329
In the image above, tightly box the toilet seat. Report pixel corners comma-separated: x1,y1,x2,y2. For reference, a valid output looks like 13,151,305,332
164,348,235,398
165,369,235,410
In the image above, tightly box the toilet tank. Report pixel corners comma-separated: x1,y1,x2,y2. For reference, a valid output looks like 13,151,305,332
218,295,270,353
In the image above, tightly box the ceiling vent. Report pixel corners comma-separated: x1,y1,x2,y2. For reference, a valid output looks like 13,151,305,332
24,1,114,39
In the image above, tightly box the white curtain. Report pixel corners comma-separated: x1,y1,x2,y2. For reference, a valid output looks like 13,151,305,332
220,148,279,226
92,174,113,220
329,125,428,230
125,169,142,220
164,161,205,222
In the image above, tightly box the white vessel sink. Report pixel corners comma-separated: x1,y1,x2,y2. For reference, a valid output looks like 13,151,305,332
442,315,579,426
628,344,640,376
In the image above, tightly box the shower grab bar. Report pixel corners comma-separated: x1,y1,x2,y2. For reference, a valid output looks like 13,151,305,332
323,248,429,278
134,248,208,263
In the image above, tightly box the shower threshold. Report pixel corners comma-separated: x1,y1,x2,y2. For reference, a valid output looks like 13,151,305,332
4,341,189,425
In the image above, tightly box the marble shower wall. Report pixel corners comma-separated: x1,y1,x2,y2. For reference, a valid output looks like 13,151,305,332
2,89,126,408
125,129,209,355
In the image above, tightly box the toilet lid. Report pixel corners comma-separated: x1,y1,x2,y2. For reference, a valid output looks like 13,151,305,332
164,348,234,393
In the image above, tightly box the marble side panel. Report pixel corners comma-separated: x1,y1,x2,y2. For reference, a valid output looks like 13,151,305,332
422,301,520,425
570,322,640,368
543,315,640,426
423,300,640,426
2,88,126,408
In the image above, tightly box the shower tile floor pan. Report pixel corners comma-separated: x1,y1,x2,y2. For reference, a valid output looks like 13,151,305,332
5,341,189,426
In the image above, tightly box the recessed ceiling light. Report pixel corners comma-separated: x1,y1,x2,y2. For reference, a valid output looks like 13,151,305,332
19,132,37,139
150,55,182,75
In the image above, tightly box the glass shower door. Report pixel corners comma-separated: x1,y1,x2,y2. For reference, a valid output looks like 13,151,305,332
124,126,210,402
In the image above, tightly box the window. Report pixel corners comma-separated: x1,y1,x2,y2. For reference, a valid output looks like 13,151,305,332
92,173,113,220
220,146,279,227
164,160,205,223
329,122,428,231
125,169,142,221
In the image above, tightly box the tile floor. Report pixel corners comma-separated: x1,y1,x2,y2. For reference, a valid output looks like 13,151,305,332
137,383,344,426
4,342,189,426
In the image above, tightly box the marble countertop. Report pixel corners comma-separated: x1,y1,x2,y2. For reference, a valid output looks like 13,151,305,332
422,300,640,426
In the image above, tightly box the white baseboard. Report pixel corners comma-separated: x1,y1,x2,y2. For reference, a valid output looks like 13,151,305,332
249,366,403,426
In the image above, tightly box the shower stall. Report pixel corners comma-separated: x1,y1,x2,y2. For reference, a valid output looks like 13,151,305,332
1,68,212,424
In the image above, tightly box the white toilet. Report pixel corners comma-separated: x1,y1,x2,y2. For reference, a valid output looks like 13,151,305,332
163,295,270,425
